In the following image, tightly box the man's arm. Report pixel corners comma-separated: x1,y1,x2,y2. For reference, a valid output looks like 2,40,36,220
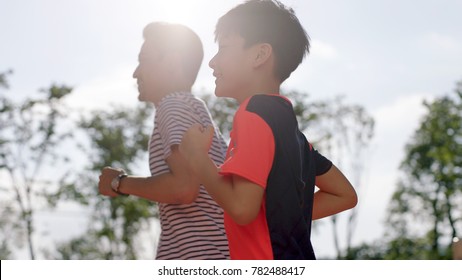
312,164,358,220
98,145,200,204
179,124,264,225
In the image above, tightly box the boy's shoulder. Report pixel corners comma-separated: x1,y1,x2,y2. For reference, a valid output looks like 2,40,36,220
244,94,292,114
233,94,295,130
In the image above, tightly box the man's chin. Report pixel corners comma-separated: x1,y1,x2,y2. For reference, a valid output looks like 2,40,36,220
137,93,146,102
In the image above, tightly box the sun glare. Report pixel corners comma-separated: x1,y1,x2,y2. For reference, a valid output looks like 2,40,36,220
154,0,203,25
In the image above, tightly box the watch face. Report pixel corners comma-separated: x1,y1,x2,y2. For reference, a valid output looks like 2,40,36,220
111,177,119,189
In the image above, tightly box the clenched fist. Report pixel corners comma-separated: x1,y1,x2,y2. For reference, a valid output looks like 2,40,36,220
98,167,125,197
179,124,214,174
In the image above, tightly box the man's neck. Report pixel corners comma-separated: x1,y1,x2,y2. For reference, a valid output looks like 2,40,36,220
152,87,192,107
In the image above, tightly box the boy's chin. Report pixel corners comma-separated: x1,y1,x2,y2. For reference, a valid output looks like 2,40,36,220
214,87,232,98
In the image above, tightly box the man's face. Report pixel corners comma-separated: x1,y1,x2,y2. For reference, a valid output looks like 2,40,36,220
209,34,255,102
132,41,167,103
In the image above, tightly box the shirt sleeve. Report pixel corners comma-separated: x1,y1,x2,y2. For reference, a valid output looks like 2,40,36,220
219,109,275,189
313,148,333,176
157,99,199,159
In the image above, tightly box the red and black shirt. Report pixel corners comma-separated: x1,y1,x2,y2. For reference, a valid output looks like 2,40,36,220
219,94,332,260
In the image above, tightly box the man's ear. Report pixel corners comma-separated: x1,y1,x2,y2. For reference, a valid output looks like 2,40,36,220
163,51,190,88
253,43,273,68
170,51,182,71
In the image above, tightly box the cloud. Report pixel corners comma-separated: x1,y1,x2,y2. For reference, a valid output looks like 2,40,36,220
65,66,139,113
426,32,460,52
370,92,435,176
310,39,339,60
349,93,436,245
311,93,436,257
374,94,431,128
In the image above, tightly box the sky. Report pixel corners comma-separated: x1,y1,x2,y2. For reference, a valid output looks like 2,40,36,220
1,0,462,259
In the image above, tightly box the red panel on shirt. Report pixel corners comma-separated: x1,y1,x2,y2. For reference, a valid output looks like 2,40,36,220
219,97,276,259
219,105,275,188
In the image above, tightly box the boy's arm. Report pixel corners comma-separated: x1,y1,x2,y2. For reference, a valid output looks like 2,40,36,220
312,164,358,220
194,154,264,225
98,145,200,204
180,124,264,225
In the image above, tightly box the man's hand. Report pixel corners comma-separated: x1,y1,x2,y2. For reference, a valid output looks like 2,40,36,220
98,167,124,197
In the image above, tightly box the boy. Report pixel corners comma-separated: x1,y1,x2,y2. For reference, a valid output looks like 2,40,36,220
98,22,229,259
179,0,358,260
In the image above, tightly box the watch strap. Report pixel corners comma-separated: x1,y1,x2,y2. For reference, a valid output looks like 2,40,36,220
113,174,129,196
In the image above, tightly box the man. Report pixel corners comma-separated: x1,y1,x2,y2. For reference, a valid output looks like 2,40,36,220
98,22,229,259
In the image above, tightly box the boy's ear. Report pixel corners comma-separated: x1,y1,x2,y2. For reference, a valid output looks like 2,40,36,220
253,43,273,68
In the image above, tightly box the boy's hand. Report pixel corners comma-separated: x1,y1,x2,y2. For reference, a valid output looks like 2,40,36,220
179,124,214,173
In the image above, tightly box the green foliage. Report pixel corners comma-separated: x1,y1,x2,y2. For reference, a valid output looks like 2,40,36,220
0,71,74,259
0,69,13,89
201,94,238,141
342,242,387,260
385,80,462,259
54,233,108,260
79,105,152,170
2,71,377,259
50,104,158,259
345,234,446,260
385,236,432,260
0,202,23,260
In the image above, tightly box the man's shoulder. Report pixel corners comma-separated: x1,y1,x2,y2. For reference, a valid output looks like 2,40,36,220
157,93,194,113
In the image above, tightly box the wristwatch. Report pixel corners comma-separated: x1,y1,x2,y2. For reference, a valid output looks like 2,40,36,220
111,173,129,196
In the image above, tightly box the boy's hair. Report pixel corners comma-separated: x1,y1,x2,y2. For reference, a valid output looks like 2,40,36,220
215,0,309,82
143,22,203,87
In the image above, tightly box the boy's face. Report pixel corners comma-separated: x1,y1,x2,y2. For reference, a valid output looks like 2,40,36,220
209,34,255,102
132,41,170,103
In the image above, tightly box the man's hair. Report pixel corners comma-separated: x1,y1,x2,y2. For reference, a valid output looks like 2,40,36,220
143,22,203,87
215,0,309,82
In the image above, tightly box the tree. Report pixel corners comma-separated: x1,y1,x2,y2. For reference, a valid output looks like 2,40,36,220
344,235,437,260
49,104,158,259
0,70,73,259
298,94,374,259
1,76,374,258
0,201,18,259
0,69,13,88
0,70,15,259
201,94,238,141
386,80,462,259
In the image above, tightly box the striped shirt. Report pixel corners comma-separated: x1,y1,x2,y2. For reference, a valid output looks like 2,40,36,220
149,92,230,259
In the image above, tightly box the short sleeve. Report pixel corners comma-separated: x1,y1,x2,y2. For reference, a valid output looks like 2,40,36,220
156,99,199,159
313,148,333,176
219,110,275,188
